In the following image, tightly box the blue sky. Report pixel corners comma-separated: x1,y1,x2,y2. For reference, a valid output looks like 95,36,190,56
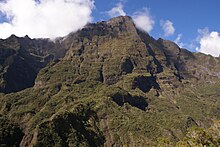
0,0,220,56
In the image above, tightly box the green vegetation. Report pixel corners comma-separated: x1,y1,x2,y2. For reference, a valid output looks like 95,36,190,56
0,16,220,146
0,116,24,147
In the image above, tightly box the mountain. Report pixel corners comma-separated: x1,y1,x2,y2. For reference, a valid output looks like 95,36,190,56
0,34,70,93
0,16,220,146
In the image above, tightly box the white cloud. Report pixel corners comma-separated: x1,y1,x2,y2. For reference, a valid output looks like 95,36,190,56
132,8,154,33
161,20,175,37
0,0,94,39
173,34,197,50
196,28,220,57
174,34,184,48
174,34,185,48
106,3,126,18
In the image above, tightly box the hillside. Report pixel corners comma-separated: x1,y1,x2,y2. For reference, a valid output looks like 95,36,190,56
0,34,70,93
0,16,220,147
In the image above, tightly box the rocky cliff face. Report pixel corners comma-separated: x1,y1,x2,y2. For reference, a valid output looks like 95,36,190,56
0,16,220,146
0,35,68,93
36,16,220,93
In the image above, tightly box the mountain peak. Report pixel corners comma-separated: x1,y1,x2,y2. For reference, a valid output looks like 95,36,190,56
6,34,19,42
106,16,133,25
105,16,137,31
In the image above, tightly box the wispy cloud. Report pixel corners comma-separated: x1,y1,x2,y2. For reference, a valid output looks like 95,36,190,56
196,27,220,57
174,34,184,48
0,0,94,39
160,20,175,37
132,8,154,33
106,2,126,18
174,34,198,50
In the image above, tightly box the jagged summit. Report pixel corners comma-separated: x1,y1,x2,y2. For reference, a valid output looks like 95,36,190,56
105,16,135,27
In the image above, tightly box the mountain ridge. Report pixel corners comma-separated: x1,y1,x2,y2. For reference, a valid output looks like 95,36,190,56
0,16,220,146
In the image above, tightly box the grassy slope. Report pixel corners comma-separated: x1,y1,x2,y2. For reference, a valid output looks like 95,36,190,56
0,73,220,146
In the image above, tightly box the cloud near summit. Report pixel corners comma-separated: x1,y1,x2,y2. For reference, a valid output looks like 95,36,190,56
0,0,94,39
196,28,220,57
106,3,154,34
106,2,126,18
132,8,154,33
